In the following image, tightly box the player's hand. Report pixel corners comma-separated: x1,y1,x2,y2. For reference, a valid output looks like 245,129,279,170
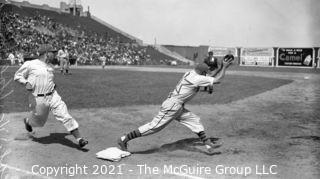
222,60,231,68
25,82,33,91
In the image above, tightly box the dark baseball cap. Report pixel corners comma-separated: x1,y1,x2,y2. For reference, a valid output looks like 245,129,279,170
37,44,56,55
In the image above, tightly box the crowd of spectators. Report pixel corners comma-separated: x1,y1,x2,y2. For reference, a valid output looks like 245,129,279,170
0,10,157,65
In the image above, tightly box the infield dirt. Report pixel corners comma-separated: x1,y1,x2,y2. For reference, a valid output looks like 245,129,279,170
2,66,319,179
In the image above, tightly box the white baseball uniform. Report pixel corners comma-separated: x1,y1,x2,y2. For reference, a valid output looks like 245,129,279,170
8,53,15,65
138,70,215,135
14,59,79,131
100,56,106,68
57,49,69,71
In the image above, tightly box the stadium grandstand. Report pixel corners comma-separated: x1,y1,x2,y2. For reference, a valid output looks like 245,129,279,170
0,0,194,66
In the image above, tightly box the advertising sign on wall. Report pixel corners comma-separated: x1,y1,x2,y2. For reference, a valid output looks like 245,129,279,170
240,48,274,66
208,47,237,56
318,48,320,68
277,48,314,67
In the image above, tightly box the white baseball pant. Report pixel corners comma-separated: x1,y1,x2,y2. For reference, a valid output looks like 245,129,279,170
60,58,69,71
27,90,79,132
138,99,204,136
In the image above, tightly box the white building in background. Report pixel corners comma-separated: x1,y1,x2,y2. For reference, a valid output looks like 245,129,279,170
8,0,90,17
60,1,90,17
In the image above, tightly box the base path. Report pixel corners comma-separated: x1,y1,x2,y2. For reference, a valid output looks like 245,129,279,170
1,67,319,179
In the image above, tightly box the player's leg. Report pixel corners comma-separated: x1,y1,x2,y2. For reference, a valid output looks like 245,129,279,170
118,100,182,151
49,91,88,148
65,59,70,74
60,59,65,75
63,60,67,75
59,58,63,74
176,108,221,152
24,95,50,132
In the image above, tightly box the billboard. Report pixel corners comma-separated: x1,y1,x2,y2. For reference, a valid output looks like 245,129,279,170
208,47,237,56
240,48,274,66
277,48,314,67
318,48,320,68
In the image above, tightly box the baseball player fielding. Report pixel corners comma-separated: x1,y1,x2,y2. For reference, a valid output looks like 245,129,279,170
117,57,233,155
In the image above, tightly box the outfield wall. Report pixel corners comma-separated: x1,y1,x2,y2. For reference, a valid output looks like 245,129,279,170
240,48,274,67
1,46,319,68
164,45,319,68
206,47,239,65
318,48,320,68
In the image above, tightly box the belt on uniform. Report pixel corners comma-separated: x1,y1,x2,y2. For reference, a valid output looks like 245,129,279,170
37,91,54,97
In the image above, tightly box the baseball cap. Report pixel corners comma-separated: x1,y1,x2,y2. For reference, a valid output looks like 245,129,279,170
195,63,209,74
37,44,56,55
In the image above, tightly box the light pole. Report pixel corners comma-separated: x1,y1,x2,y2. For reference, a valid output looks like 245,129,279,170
74,0,76,16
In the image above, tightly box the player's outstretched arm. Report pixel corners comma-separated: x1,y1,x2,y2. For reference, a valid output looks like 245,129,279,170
211,58,232,84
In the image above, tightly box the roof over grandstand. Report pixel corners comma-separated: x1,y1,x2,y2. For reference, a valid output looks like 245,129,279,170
8,0,320,47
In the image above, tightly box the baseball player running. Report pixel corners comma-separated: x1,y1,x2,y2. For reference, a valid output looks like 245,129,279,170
118,55,234,154
14,44,88,148
57,46,70,75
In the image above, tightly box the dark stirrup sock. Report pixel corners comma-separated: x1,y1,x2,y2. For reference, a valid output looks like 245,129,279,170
197,131,209,143
124,129,141,143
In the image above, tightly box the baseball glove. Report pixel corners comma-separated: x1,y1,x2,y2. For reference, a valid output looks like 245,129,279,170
223,54,235,63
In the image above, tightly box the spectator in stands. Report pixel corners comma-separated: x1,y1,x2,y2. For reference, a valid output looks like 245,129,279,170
0,9,178,66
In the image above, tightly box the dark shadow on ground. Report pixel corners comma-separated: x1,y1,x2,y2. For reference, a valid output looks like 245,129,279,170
31,132,89,152
291,136,320,142
132,137,221,156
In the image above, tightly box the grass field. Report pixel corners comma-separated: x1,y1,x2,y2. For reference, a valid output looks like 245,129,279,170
1,66,320,179
2,67,292,112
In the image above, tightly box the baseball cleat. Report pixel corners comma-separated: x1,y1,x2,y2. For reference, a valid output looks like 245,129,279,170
118,137,128,151
204,140,222,153
23,118,33,132
78,138,88,148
